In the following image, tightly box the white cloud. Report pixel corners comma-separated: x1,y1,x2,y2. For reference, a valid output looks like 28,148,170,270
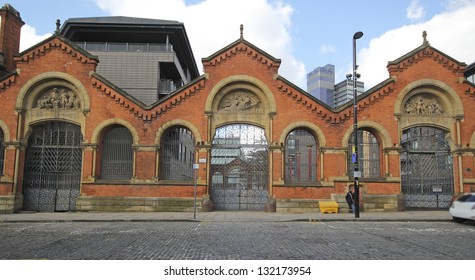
320,45,336,54
17,0,475,93
443,0,475,10
359,2,475,89
16,0,305,88
19,24,52,52
407,0,426,21
95,0,307,87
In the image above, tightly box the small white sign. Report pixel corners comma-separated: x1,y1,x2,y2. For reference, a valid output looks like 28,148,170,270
198,158,207,163
353,171,362,178
193,164,199,170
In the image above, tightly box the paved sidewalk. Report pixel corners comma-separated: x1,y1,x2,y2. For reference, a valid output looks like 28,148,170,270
0,210,453,223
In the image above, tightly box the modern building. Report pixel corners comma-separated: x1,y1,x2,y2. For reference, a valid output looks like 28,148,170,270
334,78,364,108
306,64,335,107
466,62,475,84
60,16,200,105
1,4,475,214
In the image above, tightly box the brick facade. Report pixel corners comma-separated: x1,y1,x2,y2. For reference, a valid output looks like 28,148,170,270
1,11,475,213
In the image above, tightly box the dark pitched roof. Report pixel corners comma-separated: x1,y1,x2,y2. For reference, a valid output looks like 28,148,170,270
62,16,180,26
60,16,199,78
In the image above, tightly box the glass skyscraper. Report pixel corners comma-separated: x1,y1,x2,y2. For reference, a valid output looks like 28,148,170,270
306,64,335,107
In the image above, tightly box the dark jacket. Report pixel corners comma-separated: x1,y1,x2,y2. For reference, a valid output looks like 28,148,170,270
345,191,354,205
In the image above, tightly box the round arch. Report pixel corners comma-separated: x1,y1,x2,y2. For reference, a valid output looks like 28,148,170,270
341,120,392,148
402,123,455,151
205,75,277,114
91,118,139,145
155,119,202,145
0,120,11,142
279,121,327,147
22,119,83,147
394,79,463,117
16,71,91,112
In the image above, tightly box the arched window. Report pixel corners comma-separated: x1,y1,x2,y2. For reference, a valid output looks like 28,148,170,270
348,130,380,178
285,129,317,183
100,126,133,179
160,126,195,180
0,129,4,175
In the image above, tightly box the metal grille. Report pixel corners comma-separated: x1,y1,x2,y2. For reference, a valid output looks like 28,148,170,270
210,124,269,210
0,129,4,175
285,129,317,183
401,126,454,208
23,122,82,212
101,126,133,179
160,126,195,180
348,130,381,178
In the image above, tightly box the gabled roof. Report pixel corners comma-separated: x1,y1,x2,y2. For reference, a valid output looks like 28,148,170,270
202,27,281,67
16,34,99,63
387,32,467,73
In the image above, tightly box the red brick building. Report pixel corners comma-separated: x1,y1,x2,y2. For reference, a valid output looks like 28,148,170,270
1,4,475,213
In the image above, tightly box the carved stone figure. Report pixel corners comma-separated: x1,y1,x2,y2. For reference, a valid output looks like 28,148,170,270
405,95,444,116
219,92,261,112
35,87,81,110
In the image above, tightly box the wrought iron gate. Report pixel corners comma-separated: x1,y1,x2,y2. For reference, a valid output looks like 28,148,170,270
100,126,133,179
23,122,83,212
210,124,269,210
401,126,453,208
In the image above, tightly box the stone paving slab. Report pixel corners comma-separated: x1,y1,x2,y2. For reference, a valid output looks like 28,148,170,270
0,210,453,223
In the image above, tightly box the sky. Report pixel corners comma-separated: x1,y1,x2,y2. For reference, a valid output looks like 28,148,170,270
6,0,475,90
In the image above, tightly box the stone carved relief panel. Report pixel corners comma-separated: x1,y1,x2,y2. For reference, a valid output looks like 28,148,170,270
34,87,81,110
404,94,444,116
218,92,262,113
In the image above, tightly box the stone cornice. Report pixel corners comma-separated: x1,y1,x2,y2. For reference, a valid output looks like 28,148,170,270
388,46,466,75
91,76,206,122
276,79,338,124
202,42,281,70
0,73,17,92
14,37,99,67
276,78,394,125
464,81,475,96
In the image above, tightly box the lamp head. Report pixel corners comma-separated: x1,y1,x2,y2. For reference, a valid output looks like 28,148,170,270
353,31,363,40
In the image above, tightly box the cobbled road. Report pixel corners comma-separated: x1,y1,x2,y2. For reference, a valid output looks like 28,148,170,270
0,221,474,260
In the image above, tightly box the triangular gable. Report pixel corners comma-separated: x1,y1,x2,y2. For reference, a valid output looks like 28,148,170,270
15,34,99,66
201,31,355,125
1,35,99,92
202,33,281,72
387,34,466,75
330,33,468,124
11,33,208,122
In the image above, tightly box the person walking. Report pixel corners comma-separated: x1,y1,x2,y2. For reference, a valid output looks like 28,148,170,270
346,186,355,213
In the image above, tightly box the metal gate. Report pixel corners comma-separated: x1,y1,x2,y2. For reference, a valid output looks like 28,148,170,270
23,122,83,212
100,126,133,179
210,124,269,210
401,126,453,208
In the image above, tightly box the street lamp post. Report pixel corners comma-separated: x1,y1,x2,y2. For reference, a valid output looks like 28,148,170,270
352,31,363,218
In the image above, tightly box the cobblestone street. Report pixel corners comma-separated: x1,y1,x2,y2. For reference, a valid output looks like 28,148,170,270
0,221,474,260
